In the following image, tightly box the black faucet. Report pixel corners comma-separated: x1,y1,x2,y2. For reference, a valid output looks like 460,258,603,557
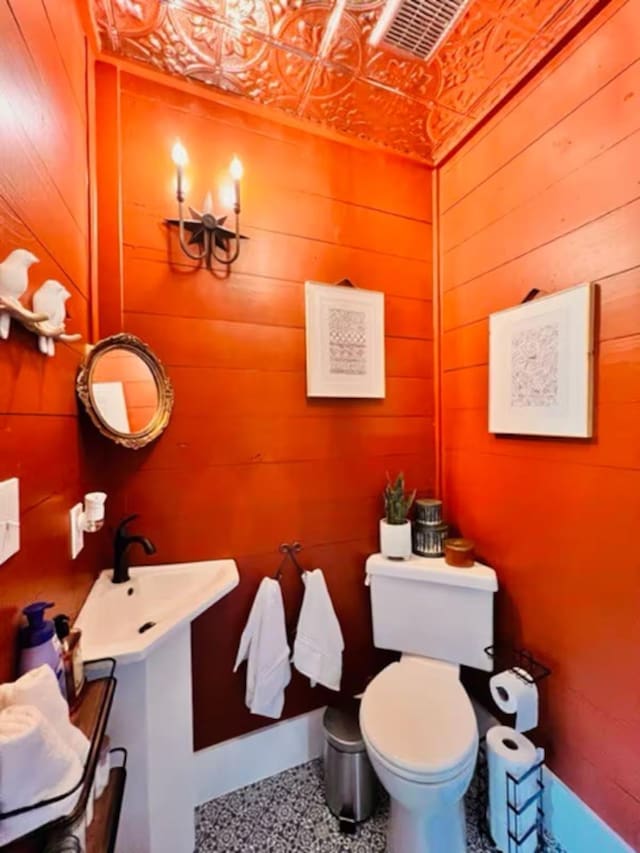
112,515,156,584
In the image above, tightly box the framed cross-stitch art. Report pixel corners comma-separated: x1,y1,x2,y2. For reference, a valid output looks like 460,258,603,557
305,281,385,398
489,283,595,438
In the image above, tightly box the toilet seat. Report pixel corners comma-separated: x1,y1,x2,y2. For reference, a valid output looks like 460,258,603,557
363,735,477,786
360,660,478,783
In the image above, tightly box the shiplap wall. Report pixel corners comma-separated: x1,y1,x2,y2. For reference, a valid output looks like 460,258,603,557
102,73,436,749
0,0,106,681
437,0,640,846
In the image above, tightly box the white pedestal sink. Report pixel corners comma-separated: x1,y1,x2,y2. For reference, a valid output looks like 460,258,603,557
75,560,239,853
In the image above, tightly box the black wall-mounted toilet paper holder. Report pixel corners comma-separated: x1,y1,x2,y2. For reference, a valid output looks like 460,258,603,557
484,645,552,685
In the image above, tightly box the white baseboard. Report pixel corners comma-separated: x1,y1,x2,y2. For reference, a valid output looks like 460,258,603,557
542,767,635,853
194,707,326,805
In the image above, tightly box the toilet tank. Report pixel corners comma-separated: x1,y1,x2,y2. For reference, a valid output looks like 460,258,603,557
366,554,498,672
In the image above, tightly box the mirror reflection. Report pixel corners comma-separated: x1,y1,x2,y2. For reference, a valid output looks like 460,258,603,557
77,333,173,450
90,348,160,435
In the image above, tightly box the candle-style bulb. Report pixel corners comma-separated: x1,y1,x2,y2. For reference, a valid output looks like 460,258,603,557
229,155,242,212
229,155,243,181
172,140,188,168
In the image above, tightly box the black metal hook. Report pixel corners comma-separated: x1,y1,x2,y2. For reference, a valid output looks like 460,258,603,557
484,646,551,685
273,542,305,581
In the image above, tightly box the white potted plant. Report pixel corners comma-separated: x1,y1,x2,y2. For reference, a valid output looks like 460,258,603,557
380,472,416,560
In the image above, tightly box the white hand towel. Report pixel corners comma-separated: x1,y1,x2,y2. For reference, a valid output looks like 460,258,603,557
0,704,83,845
234,577,291,719
293,569,344,691
10,665,89,763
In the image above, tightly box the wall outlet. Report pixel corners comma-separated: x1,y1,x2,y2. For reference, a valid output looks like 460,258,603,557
69,503,84,559
0,478,20,565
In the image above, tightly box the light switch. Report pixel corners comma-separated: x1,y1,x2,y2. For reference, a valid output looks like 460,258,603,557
0,478,20,565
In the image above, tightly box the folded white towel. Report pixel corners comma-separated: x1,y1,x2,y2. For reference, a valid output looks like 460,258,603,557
293,569,344,691
0,704,83,845
10,666,89,763
234,577,291,719
0,684,11,711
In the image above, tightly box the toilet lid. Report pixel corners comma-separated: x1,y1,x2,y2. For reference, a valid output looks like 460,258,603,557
360,662,478,781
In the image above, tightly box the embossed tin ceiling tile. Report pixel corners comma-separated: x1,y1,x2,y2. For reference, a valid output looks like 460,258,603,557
464,0,600,119
168,0,274,65
273,3,362,68
479,0,565,35
542,0,600,41
345,2,386,48
266,42,318,102
345,0,385,12
97,0,166,43
104,15,227,78
299,78,368,139
430,3,496,116
426,100,472,158
218,21,272,72
165,0,231,28
477,18,538,80
301,77,433,159
464,32,552,118
325,12,364,72
168,0,295,46
303,58,358,100
93,0,113,50
169,4,226,64
273,4,365,107
362,47,444,105
92,0,605,163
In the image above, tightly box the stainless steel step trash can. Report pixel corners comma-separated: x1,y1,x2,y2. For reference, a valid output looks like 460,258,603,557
323,699,377,834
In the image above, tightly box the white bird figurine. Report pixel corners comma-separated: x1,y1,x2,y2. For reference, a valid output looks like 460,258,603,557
32,279,71,357
0,249,39,339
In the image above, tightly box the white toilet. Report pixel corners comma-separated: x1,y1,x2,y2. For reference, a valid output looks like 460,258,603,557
360,553,498,853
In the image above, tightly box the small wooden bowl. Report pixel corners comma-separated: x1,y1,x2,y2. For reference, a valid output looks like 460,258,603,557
444,538,475,568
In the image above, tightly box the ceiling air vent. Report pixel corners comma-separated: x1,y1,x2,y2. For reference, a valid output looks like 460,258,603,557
369,0,470,61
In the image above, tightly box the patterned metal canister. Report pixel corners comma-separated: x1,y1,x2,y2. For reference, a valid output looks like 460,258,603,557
414,499,443,526
412,520,449,557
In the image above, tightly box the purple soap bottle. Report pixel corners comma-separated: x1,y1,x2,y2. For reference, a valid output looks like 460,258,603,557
18,601,66,697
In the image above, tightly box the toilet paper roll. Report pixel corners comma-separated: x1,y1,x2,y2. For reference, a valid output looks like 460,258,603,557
486,726,544,853
489,667,539,733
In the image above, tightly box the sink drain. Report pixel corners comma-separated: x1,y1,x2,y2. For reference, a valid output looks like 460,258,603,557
138,621,156,634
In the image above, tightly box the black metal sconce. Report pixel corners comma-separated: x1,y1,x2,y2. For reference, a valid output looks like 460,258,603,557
165,141,248,269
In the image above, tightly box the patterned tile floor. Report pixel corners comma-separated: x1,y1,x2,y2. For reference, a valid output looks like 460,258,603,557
196,759,565,852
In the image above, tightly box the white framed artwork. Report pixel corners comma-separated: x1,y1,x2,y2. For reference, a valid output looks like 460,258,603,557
489,282,595,437
305,281,385,398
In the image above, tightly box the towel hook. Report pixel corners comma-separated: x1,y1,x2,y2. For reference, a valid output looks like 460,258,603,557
273,541,305,581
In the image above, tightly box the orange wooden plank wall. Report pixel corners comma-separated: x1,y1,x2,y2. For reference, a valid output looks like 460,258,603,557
102,73,435,748
0,1,108,681
436,0,640,845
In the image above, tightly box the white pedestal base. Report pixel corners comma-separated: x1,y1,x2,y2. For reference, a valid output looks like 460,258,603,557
107,624,195,853
387,799,466,853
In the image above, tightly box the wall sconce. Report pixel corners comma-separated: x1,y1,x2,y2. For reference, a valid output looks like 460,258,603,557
165,141,248,269
69,492,107,559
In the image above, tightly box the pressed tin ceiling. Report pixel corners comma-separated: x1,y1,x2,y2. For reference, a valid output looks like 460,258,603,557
93,0,602,163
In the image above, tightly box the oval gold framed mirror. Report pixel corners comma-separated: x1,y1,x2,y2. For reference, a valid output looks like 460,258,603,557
77,333,174,449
